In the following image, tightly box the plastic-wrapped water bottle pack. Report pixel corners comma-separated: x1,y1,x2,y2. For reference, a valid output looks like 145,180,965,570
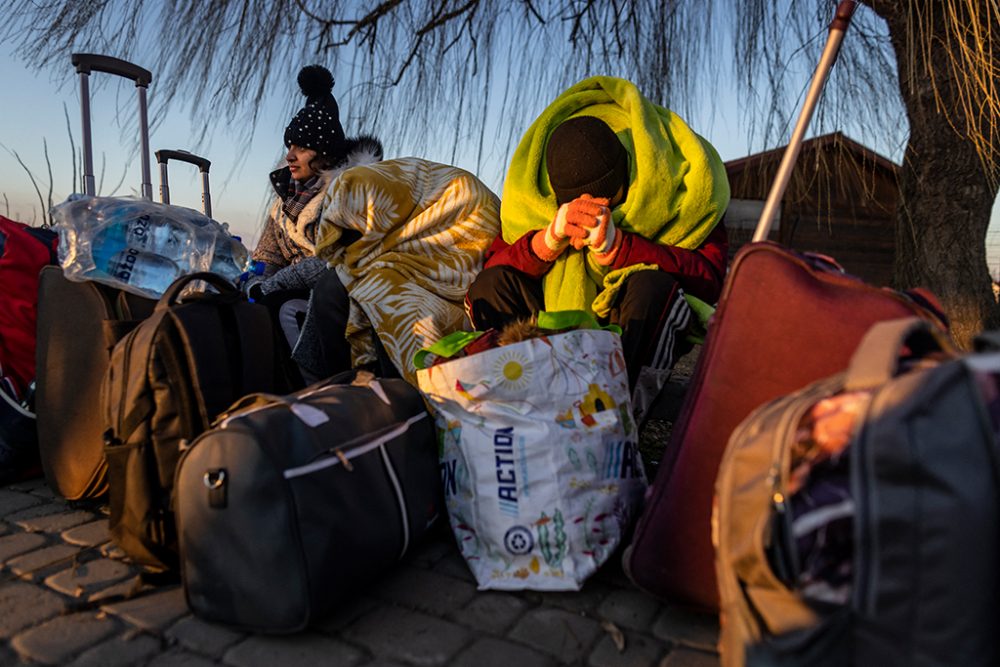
52,195,249,297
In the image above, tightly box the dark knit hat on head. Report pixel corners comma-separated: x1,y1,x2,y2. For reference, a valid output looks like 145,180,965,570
545,116,629,205
284,65,346,162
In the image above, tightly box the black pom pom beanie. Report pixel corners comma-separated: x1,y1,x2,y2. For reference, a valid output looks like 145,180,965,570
284,65,347,163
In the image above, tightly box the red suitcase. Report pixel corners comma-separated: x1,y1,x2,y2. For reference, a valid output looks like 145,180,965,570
622,0,947,610
622,242,946,609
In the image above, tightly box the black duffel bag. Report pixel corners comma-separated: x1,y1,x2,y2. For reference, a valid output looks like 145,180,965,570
175,369,441,633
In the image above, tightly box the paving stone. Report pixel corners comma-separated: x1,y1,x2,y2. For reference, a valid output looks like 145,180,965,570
313,595,379,633
10,610,118,664
0,532,47,564
0,643,26,667
508,608,603,664
166,615,244,659
7,543,81,578
145,648,219,667
44,558,133,599
99,543,127,559
61,520,110,548
526,580,613,615
16,510,97,534
659,647,720,666
587,631,667,667
224,632,364,667
86,575,145,604
596,589,662,631
0,491,43,519
5,478,50,495
65,632,163,667
407,530,456,568
102,586,189,631
452,637,556,667
348,606,470,666
0,582,67,639
431,551,477,584
374,566,477,616
5,503,66,524
451,592,529,634
651,607,719,652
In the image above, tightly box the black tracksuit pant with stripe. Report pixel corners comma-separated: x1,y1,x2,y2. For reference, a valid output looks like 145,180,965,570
466,265,692,392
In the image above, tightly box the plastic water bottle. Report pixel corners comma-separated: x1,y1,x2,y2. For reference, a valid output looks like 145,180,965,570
95,213,193,262
91,242,181,295
210,235,250,281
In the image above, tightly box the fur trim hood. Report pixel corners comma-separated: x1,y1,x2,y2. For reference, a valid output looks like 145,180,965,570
268,135,385,252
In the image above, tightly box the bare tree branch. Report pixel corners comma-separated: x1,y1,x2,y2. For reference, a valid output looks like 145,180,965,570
3,145,47,223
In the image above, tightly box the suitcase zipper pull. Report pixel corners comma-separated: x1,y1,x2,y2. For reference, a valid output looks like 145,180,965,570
335,449,354,471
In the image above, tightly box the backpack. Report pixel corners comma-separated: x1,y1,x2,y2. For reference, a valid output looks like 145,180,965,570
714,317,1000,667
0,216,57,481
101,272,283,570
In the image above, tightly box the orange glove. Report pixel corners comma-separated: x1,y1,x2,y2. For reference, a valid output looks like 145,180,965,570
563,195,622,265
530,200,590,261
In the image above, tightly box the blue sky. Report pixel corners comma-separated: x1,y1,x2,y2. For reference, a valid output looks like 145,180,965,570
3,44,999,272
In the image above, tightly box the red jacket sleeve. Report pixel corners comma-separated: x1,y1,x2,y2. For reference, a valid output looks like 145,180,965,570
609,222,729,303
483,231,553,279
482,221,730,303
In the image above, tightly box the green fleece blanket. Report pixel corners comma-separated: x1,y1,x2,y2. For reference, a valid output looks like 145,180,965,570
500,75,730,316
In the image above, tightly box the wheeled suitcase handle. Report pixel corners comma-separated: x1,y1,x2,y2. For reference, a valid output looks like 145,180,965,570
72,53,153,200
71,53,152,86
156,149,210,173
752,0,858,242
155,149,213,217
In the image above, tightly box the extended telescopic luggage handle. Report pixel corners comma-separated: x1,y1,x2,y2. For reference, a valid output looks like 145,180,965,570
72,53,154,200
155,149,213,218
752,0,858,242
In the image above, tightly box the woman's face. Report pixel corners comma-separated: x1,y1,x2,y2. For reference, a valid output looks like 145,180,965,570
286,144,318,181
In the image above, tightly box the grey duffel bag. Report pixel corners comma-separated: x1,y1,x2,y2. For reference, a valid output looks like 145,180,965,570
175,370,441,633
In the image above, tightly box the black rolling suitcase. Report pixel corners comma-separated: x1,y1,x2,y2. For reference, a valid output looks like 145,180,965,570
36,54,225,500
176,370,441,632
36,54,158,499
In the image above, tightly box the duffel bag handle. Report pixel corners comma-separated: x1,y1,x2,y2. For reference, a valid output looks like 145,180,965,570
156,272,239,311
843,317,956,391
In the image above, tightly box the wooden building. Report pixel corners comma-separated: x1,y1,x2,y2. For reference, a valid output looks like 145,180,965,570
724,132,899,287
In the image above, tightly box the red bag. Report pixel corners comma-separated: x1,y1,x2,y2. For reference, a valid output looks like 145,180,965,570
0,216,57,399
622,242,947,610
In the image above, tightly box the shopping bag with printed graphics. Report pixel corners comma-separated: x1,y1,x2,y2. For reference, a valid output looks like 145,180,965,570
415,313,648,591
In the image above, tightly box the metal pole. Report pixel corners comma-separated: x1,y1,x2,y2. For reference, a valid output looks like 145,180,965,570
79,73,95,196
752,0,857,242
201,172,213,218
159,162,171,204
137,86,153,200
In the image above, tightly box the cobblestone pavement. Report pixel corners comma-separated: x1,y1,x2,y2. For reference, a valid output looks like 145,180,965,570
0,473,720,667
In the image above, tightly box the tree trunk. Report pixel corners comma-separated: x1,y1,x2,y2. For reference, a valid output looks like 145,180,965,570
866,0,1000,348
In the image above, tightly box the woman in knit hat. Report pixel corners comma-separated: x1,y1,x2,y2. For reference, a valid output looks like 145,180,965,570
245,64,385,385
466,83,730,421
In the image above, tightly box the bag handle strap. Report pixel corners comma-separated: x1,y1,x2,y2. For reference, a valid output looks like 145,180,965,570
155,272,237,311
843,317,956,391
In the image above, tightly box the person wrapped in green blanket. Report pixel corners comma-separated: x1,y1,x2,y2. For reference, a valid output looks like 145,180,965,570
465,76,731,417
